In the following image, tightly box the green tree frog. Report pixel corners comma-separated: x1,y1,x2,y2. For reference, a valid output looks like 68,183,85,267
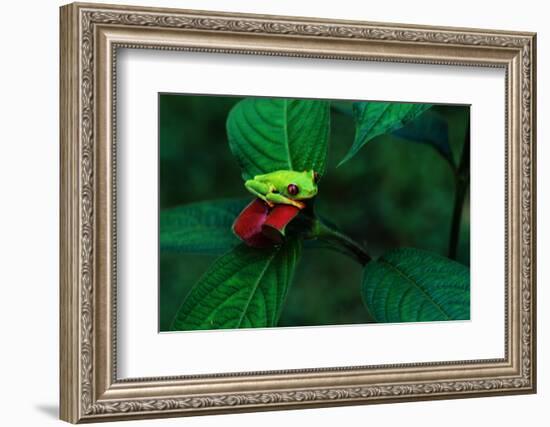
244,170,320,209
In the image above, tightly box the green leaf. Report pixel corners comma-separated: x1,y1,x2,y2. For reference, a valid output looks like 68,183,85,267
361,248,470,322
160,198,248,254
339,102,432,166
170,240,302,330
393,109,454,167
227,98,330,180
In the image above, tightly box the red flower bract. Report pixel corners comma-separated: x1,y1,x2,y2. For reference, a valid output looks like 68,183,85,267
232,199,302,247
261,204,301,243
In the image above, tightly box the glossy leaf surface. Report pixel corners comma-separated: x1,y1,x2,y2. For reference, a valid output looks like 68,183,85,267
227,98,330,179
361,248,470,322
170,240,302,330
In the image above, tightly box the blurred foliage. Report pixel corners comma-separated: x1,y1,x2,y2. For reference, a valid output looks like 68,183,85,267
159,94,470,331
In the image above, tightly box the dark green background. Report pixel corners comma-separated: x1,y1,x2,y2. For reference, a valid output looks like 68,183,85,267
159,94,470,331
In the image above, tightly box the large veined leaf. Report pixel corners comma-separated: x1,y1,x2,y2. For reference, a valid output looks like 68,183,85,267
361,248,470,323
339,102,432,166
393,109,454,167
227,98,330,180
160,199,248,254
170,240,301,330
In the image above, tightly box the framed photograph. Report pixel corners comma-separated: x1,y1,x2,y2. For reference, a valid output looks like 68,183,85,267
60,2,537,423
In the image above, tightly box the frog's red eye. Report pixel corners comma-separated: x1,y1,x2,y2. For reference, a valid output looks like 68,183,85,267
287,184,299,196
313,172,320,183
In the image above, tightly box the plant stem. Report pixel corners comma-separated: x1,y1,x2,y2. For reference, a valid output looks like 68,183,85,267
331,102,354,118
448,118,470,260
315,220,371,266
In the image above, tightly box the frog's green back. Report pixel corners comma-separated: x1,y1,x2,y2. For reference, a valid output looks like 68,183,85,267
256,170,317,199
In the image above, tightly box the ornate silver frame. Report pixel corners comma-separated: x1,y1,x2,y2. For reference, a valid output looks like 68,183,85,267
60,2,537,423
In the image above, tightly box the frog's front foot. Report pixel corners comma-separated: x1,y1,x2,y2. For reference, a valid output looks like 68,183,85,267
292,200,306,210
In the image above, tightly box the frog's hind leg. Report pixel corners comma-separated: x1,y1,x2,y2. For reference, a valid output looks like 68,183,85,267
265,192,305,209
244,179,274,207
